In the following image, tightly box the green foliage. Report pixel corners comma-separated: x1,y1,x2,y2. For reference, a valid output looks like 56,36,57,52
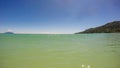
75,21,120,34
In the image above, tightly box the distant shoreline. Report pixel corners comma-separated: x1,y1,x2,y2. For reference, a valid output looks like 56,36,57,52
75,21,120,34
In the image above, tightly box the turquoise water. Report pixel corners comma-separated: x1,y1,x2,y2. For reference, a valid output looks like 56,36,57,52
0,33,120,68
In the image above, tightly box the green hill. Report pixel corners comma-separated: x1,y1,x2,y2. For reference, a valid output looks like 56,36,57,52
75,21,120,34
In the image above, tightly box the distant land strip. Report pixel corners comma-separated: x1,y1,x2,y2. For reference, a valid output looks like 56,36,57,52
75,21,120,34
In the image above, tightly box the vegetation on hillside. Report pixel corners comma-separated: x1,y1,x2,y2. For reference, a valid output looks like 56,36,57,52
75,21,120,34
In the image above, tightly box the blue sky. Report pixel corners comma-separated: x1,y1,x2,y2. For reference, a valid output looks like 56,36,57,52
0,0,120,34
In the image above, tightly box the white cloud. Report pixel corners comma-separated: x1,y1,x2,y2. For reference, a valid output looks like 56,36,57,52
7,29,13,32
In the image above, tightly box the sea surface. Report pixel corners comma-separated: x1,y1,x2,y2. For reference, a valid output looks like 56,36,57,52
0,33,120,68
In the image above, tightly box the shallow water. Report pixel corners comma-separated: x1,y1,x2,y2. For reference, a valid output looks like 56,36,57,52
0,33,120,68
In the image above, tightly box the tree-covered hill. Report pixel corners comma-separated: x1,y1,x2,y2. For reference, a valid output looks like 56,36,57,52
75,21,120,34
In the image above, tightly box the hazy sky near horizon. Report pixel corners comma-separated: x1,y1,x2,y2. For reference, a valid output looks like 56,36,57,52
0,0,120,34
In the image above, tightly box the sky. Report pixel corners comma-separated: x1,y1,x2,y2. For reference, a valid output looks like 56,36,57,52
0,0,120,34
